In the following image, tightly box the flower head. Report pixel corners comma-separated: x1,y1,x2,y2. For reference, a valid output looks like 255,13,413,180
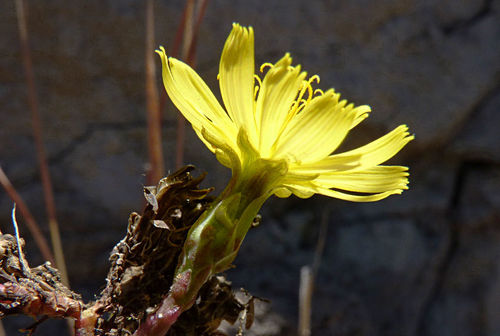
156,23,413,202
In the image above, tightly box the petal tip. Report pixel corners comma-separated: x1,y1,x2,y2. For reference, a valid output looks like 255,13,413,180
231,22,253,36
155,46,167,57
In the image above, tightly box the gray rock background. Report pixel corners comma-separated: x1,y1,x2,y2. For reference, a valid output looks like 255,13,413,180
1,0,500,335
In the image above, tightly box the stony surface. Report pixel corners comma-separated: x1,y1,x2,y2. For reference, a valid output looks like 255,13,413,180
1,0,499,335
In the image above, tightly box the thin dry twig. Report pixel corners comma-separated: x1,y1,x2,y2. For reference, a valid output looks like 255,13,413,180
157,0,206,167
0,166,54,264
312,209,329,278
11,204,28,273
181,0,195,62
298,266,313,336
147,0,208,175
174,0,195,169
163,0,209,169
145,0,165,185
186,0,209,66
14,0,68,287
298,209,329,336
0,320,6,336
171,1,189,58
157,0,189,125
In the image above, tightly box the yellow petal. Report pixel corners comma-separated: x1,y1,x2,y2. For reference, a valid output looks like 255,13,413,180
255,54,306,156
274,187,292,198
291,153,361,173
283,182,403,202
194,128,217,153
314,166,409,193
196,126,236,168
219,24,257,142
298,125,413,172
201,128,242,174
156,47,236,146
282,183,316,199
316,187,403,202
273,90,356,162
334,125,414,169
350,105,371,129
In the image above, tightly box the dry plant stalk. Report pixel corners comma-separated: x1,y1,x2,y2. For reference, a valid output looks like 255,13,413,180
168,0,209,168
146,0,209,176
298,210,329,336
174,0,209,169
145,0,165,185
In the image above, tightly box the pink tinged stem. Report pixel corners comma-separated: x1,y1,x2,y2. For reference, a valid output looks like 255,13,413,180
134,297,182,336
133,271,192,336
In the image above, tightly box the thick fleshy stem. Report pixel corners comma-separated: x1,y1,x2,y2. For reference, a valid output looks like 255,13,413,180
133,194,267,335
132,271,191,336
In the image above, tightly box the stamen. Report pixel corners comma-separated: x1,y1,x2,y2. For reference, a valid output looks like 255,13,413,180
310,74,320,84
254,86,260,99
253,74,262,87
290,74,318,115
297,100,307,112
297,75,321,107
289,100,299,112
217,73,220,80
260,63,273,72
304,81,313,104
313,88,324,96
269,73,317,154
253,75,262,99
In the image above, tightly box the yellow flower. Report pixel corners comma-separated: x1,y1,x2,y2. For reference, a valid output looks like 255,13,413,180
156,23,413,202
136,24,415,335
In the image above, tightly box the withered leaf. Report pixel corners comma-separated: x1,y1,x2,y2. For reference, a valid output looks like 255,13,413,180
143,186,159,213
245,297,255,330
152,220,173,230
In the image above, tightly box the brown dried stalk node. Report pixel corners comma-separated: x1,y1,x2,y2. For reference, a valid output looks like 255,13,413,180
0,166,256,335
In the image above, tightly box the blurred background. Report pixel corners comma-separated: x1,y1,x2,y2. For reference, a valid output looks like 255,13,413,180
1,0,499,335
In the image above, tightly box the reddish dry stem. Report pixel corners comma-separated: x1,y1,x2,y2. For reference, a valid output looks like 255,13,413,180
158,0,190,114
170,0,209,169
181,0,195,62
174,0,194,169
145,0,165,185
186,0,209,66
